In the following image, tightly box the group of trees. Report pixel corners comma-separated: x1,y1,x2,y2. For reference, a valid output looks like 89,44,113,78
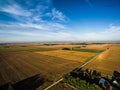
62,48,71,50
63,74,102,90
63,68,120,90
70,68,101,84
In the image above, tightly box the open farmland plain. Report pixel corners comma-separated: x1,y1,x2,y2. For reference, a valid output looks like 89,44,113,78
0,44,100,89
0,43,119,90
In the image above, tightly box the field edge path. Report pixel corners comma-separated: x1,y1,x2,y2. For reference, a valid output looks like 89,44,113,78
43,51,106,90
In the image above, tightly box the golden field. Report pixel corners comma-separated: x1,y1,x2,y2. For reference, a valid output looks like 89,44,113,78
83,44,120,76
35,50,96,63
0,51,82,89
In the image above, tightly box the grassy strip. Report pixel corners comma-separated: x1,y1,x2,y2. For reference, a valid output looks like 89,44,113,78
63,75,102,90
72,48,105,53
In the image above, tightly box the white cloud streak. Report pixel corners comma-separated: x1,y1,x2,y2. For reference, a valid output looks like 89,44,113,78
0,1,67,23
51,8,67,22
0,0,70,43
106,24,120,32
81,24,120,41
0,4,32,16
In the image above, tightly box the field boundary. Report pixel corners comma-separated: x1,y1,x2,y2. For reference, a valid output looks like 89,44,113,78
43,50,106,90
80,51,104,68
44,78,63,90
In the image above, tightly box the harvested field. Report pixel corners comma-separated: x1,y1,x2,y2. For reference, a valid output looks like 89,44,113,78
0,51,82,89
35,50,96,63
0,45,56,52
83,44,120,76
84,44,111,50
0,44,99,89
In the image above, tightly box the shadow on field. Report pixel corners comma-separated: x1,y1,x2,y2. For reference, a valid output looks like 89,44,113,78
0,74,45,90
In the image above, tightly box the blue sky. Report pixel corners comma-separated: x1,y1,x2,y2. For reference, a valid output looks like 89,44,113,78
0,0,120,43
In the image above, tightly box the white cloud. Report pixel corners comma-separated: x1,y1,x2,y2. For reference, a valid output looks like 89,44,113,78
81,24,120,41
33,16,43,22
0,0,71,43
0,20,67,31
106,24,120,32
1,22,120,42
47,22,67,30
18,23,49,31
0,4,32,16
0,24,76,42
0,1,68,27
0,0,68,31
0,0,69,24
51,8,67,22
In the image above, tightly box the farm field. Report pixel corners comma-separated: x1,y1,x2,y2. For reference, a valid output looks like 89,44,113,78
0,43,119,89
49,44,120,90
83,44,120,76
35,50,96,63
0,44,104,89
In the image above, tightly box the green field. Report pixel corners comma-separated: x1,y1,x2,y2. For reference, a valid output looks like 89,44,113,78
72,48,105,53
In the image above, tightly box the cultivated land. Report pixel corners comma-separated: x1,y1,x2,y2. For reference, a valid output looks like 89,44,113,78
0,43,119,90
35,50,96,63
0,51,80,89
0,44,98,89
83,44,120,76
